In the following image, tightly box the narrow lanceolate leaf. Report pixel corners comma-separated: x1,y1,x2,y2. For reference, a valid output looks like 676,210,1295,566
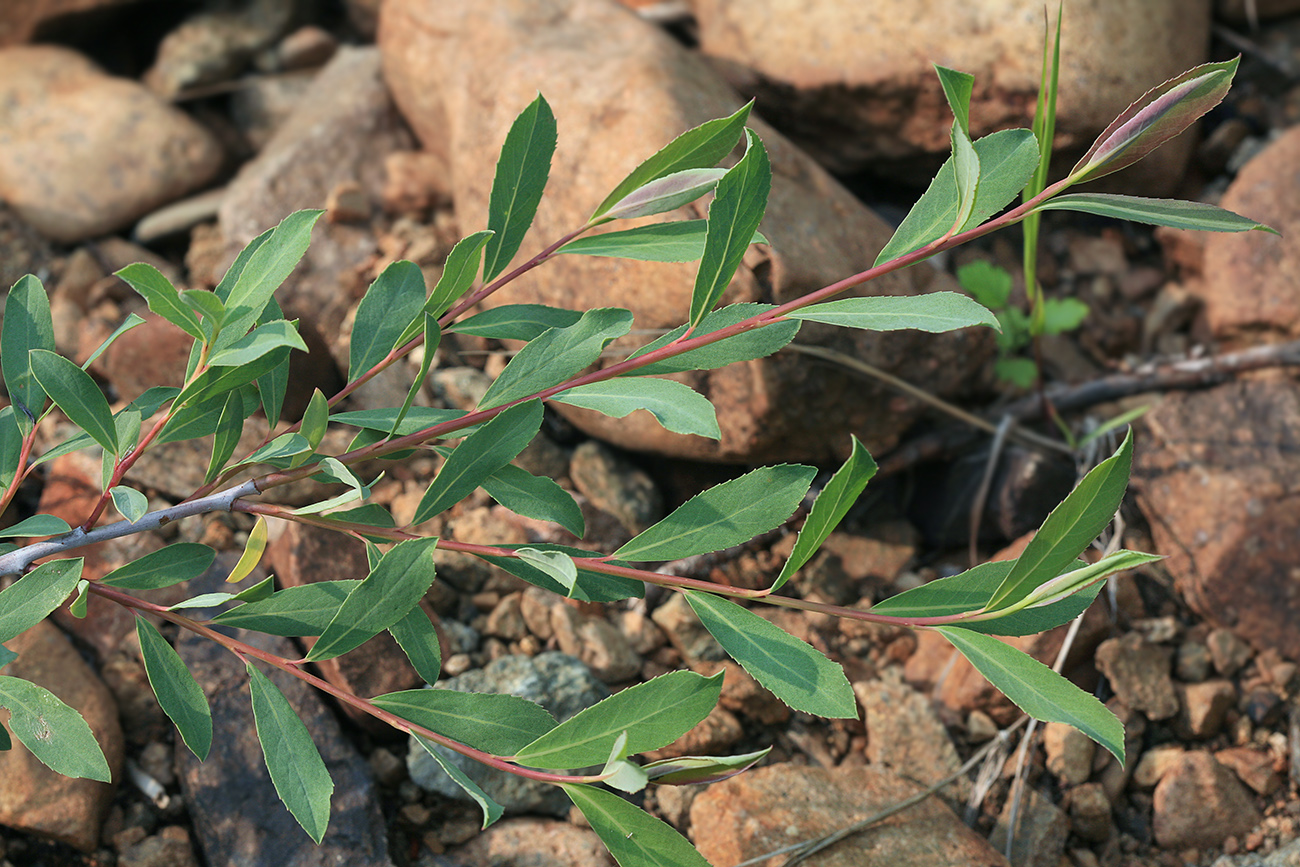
875,128,1040,266
234,575,274,602
82,313,145,372
298,389,329,455
306,537,440,662
136,618,212,760
642,747,770,785
564,783,712,867
600,169,727,220
551,378,721,439
690,129,771,327
482,94,557,282
349,260,427,381
413,737,504,829
206,320,307,368
387,606,441,685
69,580,90,619
210,581,359,635
0,675,112,781
513,548,578,596
371,689,556,755
110,486,148,523
388,316,440,439
1034,193,1277,234
1014,550,1162,611
477,310,634,410
0,558,83,643
592,100,752,222
216,210,324,351
2,275,56,423
937,626,1125,762
205,391,245,484
627,304,800,375
481,464,585,538
246,664,333,843
614,464,815,562
418,230,493,330
514,670,722,769
225,516,268,585
685,591,856,718
99,544,216,590
0,407,22,489
772,437,876,591
787,292,999,334
559,221,765,263
116,263,204,340
30,350,118,455
935,66,979,232
0,514,72,539
412,400,543,525
1070,57,1239,185
448,304,583,341
986,430,1133,612
479,546,644,603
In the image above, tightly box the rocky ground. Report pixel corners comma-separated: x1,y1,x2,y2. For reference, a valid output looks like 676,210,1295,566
2,1,1300,866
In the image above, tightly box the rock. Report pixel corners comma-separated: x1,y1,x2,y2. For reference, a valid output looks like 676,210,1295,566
690,763,1010,867
266,522,423,729
689,0,1208,193
406,653,609,816
1176,679,1236,739
1044,721,1096,787
118,825,200,867
444,818,614,867
990,785,1069,867
651,592,726,664
175,628,394,867
0,0,146,47
218,45,415,348
1066,783,1112,844
549,604,642,683
1215,747,1282,796
1095,633,1179,721
1211,837,1300,867
1134,382,1300,660
694,659,788,725
1152,751,1261,850
1217,0,1300,21
645,704,744,760
1208,628,1254,678
379,0,987,463
1176,640,1212,683
0,621,123,852
485,593,529,641
854,677,968,804
0,203,54,294
569,441,663,536
1133,746,1186,788
519,586,557,640
144,0,293,96
1201,127,1300,337
615,608,668,656
0,45,222,243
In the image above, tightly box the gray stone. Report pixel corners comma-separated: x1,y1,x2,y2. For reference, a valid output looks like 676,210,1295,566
406,653,609,816
990,786,1068,867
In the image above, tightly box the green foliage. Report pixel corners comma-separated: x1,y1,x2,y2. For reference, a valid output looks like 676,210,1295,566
0,46,1275,865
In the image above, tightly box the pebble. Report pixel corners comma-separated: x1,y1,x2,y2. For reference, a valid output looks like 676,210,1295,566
485,593,529,641
1045,721,1097,787
990,786,1069,867
1177,641,1213,684
1215,747,1283,796
1133,746,1187,788
569,441,663,536
1095,633,1180,721
441,818,613,867
1177,680,1237,739
650,593,726,664
117,826,199,867
1066,783,1113,844
1153,751,1262,850
1211,629,1255,679
549,604,642,683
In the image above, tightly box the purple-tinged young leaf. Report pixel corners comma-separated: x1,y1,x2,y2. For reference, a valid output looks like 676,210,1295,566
602,168,727,220
1069,57,1238,184
642,747,770,785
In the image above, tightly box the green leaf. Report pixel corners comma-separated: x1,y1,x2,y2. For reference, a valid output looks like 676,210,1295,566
211,581,358,635
214,226,269,301
614,464,815,562
481,464,585,538
625,304,801,375
642,747,770,785
482,94,557,282
387,606,441,685
389,316,441,439
99,544,216,590
174,349,286,409
875,128,1040,266
413,736,504,828
116,263,204,340
181,289,227,339
234,575,274,602
207,320,307,368
1070,58,1239,185
412,400,543,524
684,591,856,718
225,515,268,586
478,546,644,603
241,433,312,468
68,580,90,619
564,783,711,867
0,407,22,489
449,304,582,341
514,548,577,595
1034,193,1277,234
331,407,466,437
350,260,428,381
478,310,634,409
786,292,999,334
371,689,556,754
82,313,146,372
956,260,1012,309
136,618,212,760
690,129,771,327
2,275,56,422
514,670,722,769
204,391,245,484
29,350,118,455
0,645,14,669
217,210,324,351
0,675,112,782
169,593,235,611
0,558,83,643
772,437,876,591
987,431,1133,612
157,387,260,446
869,559,1100,636
110,486,148,523
416,230,494,331
246,664,334,843
598,733,648,794
936,66,974,133
950,122,981,234
299,389,329,455
592,100,752,222
306,537,440,662
559,221,766,263
551,378,720,439
1012,550,1161,612
600,169,727,220
0,514,72,539
995,357,1039,388
1041,297,1089,335
937,625,1124,762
